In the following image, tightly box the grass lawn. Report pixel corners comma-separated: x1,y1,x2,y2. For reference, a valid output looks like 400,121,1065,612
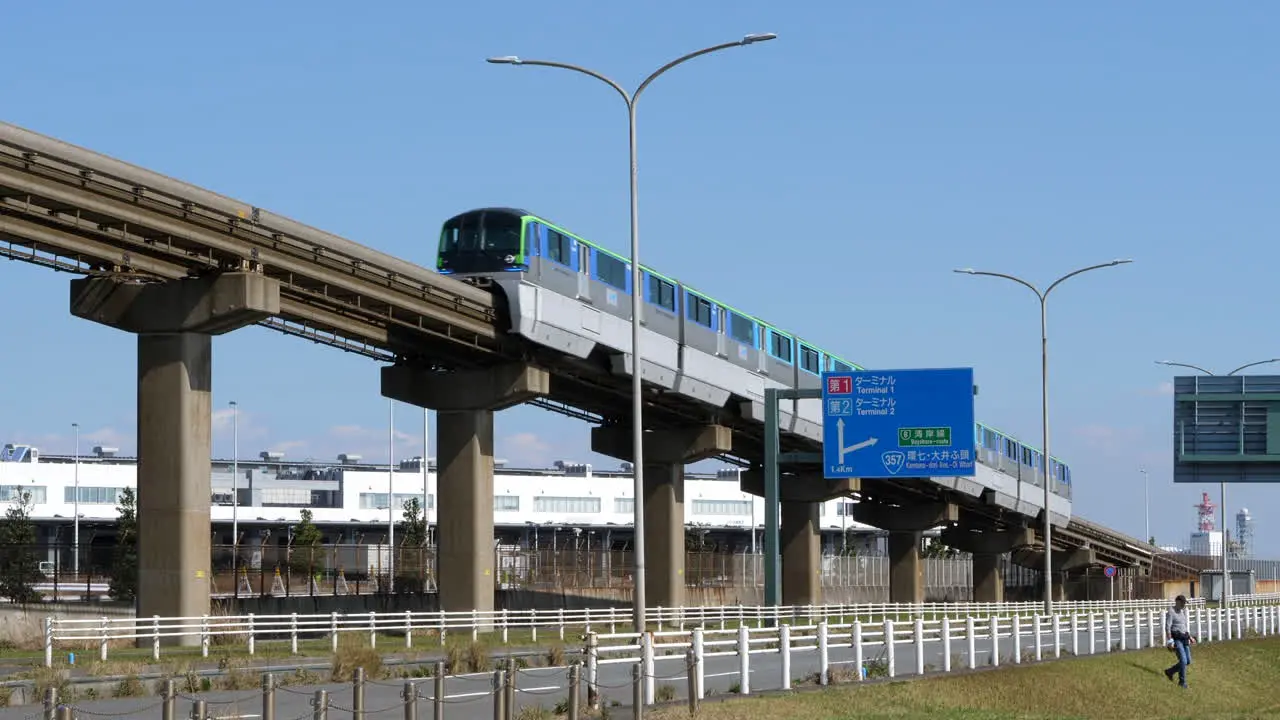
653,636,1280,719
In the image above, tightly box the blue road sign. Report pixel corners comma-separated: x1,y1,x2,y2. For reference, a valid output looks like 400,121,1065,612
821,367,976,479
1104,565,1116,578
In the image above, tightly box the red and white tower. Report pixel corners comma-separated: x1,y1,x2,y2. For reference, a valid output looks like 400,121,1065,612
1195,492,1217,532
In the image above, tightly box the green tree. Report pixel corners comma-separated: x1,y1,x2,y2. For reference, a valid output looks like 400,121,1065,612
396,498,428,593
290,509,322,574
0,491,42,603
921,539,959,559
398,498,426,547
109,487,138,602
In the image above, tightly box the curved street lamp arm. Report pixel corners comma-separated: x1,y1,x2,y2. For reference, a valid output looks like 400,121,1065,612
635,39,753,103
1155,360,1216,376
492,58,632,106
952,268,1043,300
1044,259,1133,299
1227,358,1280,376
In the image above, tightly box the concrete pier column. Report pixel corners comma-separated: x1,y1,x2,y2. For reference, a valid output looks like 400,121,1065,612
641,462,685,611
780,501,821,607
136,333,213,623
887,531,924,604
70,273,279,642
941,520,1036,604
850,496,959,605
436,410,496,615
591,425,732,609
739,469,858,607
972,552,1004,603
382,362,550,616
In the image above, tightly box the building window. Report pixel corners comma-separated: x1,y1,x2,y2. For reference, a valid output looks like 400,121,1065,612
614,498,634,514
494,495,520,511
359,493,427,510
0,485,45,504
691,499,752,516
836,501,856,516
534,496,601,514
64,486,124,505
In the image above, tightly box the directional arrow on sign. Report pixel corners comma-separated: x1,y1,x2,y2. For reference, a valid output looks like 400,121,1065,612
836,418,879,464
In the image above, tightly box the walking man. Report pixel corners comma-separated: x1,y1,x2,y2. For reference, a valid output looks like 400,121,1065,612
1164,594,1193,688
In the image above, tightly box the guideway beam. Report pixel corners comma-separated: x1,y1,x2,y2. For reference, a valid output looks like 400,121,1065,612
381,363,550,618
591,425,732,609
70,274,280,645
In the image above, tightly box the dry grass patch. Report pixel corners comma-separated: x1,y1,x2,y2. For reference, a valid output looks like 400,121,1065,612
652,637,1280,720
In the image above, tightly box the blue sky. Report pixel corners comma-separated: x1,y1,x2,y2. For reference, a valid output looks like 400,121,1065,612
2,1,1277,554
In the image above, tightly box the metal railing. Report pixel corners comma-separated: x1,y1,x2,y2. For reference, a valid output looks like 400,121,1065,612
28,599,1280,719
586,599,1280,706
45,594,1280,667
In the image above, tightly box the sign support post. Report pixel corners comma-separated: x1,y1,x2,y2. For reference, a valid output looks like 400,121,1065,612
763,387,821,610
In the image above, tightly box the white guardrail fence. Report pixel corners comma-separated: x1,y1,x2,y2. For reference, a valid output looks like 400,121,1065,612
43,594,1280,668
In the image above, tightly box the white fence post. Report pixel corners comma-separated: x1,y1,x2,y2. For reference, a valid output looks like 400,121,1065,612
198,615,208,659
989,616,999,667
913,618,925,675
779,623,791,690
853,620,864,681
965,616,976,670
331,612,340,653
45,617,56,668
1011,615,1021,664
248,614,255,655
737,624,751,695
941,616,952,672
642,632,654,705
152,615,161,661
1103,611,1113,652
1033,614,1042,661
585,633,599,709
1088,612,1097,655
692,627,705,699
818,621,830,685
1070,613,1080,656
883,619,895,678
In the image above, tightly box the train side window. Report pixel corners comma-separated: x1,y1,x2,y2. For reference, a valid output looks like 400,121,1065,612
687,294,712,327
769,332,793,363
647,275,676,312
546,230,572,265
594,252,627,289
830,359,852,373
800,345,821,374
728,312,755,346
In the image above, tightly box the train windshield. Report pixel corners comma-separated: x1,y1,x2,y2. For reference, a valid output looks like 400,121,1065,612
437,211,524,273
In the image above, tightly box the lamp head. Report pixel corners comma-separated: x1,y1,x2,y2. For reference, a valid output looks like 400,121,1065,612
953,268,977,275
487,56,522,65
742,33,778,44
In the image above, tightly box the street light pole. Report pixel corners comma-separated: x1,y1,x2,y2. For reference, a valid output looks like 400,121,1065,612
1140,467,1149,544
72,422,80,578
388,399,396,593
955,259,1132,615
487,32,777,634
1153,357,1280,607
231,401,239,559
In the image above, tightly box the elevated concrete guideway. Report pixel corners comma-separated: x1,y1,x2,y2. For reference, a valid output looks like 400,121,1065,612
0,121,1152,627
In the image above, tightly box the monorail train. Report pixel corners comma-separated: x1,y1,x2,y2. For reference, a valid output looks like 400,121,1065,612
435,208,1072,507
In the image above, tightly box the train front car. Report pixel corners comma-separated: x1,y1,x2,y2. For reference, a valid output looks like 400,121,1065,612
436,208,530,276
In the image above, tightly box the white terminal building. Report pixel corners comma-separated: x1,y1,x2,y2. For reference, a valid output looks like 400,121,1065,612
0,443,890,563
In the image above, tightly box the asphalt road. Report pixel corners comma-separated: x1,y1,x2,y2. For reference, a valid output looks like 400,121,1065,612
0,622,1168,719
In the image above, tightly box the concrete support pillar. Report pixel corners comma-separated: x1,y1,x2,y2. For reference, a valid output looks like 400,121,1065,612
781,501,821,607
137,333,212,625
71,273,279,643
972,552,1004,603
591,425,732,609
382,362,550,616
436,410,496,616
888,531,924,604
641,462,685,610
